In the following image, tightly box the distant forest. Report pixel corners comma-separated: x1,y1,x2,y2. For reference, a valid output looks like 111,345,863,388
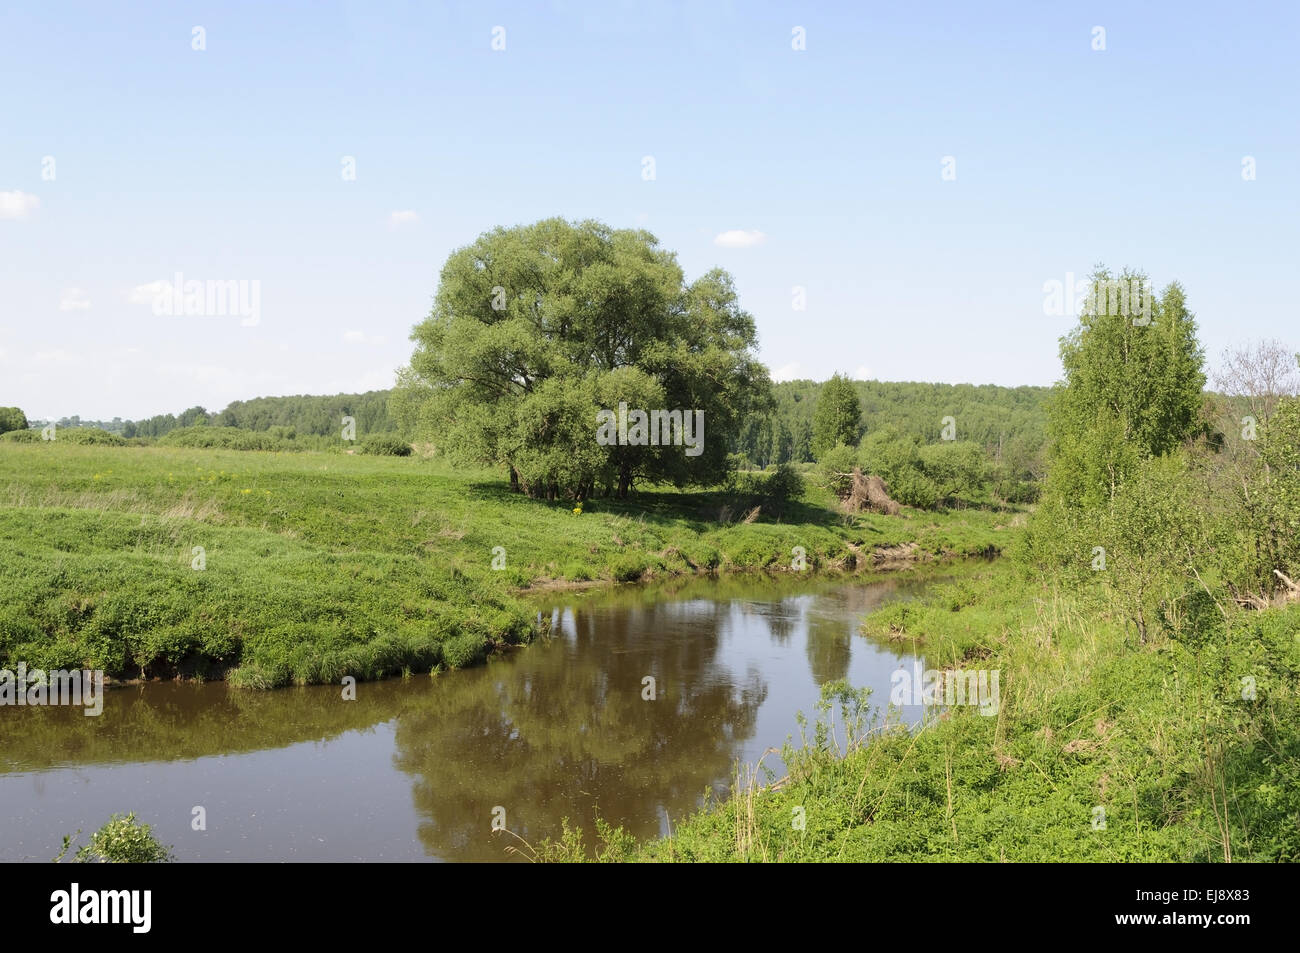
36,391,396,440
32,379,1052,469
735,379,1050,469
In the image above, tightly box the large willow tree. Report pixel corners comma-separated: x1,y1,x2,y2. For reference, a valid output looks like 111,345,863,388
392,219,772,499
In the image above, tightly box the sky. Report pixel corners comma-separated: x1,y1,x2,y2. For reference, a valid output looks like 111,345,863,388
1,0,1297,421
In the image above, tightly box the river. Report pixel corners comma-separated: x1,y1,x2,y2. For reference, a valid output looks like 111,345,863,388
1,571,942,862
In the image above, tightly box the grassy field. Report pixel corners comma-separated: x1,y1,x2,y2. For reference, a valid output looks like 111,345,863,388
533,562,1299,862
0,442,1012,688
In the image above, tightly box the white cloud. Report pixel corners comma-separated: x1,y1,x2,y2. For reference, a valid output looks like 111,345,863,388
853,365,874,380
713,229,766,248
388,210,419,228
59,288,92,312
343,330,387,345
0,190,40,221
129,280,170,305
771,362,805,382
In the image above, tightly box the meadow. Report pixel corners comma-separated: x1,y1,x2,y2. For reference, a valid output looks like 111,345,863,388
0,441,1010,688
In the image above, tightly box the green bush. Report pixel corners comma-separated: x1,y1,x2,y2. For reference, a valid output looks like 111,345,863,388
762,463,805,506
815,444,858,499
160,426,293,451
359,435,412,456
860,428,941,508
0,407,27,434
0,428,38,443
69,813,174,863
57,428,126,446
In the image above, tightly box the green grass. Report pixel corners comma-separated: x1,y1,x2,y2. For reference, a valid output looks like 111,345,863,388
553,562,1298,862
0,442,1013,687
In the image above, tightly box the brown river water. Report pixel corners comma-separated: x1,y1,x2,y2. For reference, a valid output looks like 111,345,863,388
1,572,942,862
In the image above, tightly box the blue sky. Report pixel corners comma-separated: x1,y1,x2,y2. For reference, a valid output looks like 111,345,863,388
2,0,1296,420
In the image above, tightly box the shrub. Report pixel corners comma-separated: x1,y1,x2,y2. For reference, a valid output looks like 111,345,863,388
763,463,805,505
815,444,858,499
70,813,174,863
360,435,412,456
160,426,290,451
860,428,943,508
0,407,27,434
57,428,126,446
883,466,940,509
0,428,38,443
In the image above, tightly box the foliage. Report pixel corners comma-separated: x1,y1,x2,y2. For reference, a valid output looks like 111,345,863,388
0,406,27,435
57,427,126,446
392,218,773,499
1239,396,1300,592
814,444,858,499
1043,268,1207,509
213,391,394,437
160,426,303,451
359,435,412,456
27,392,396,441
71,813,174,863
811,374,861,459
724,463,805,518
735,378,1050,471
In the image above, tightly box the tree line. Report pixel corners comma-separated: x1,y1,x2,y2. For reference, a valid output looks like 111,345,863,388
733,378,1051,471
12,392,397,440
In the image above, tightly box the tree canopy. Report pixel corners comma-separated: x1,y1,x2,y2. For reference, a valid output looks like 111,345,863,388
392,218,772,499
0,407,27,435
1045,267,1207,507
810,373,861,459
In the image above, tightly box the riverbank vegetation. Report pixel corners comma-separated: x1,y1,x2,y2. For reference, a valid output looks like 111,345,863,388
0,442,1011,688
531,271,1300,862
559,563,1295,862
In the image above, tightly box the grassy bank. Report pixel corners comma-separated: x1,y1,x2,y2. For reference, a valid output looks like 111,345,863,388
537,562,1299,862
0,443,1012,688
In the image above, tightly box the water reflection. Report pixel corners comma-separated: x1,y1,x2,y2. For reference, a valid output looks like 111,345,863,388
1,571,939,862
